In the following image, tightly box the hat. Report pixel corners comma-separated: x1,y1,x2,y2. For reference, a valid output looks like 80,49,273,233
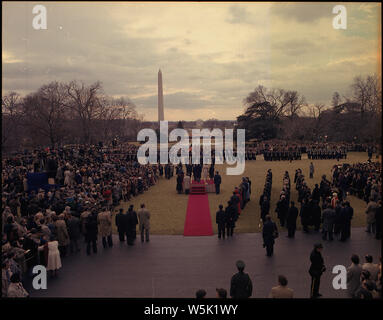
236,260,245,270
314,243,323,249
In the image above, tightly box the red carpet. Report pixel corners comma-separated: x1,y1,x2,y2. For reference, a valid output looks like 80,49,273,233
183,194,214,236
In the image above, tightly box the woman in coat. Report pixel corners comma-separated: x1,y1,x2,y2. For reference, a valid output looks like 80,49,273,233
54,214,70,257
46,238,62,277
97,209,113,248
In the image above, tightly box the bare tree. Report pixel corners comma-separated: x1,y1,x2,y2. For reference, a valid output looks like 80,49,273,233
2,92,23,149
244,85,306,120
351,74,382,117
98,96,141,141
65,81,104,143
22,82,68,147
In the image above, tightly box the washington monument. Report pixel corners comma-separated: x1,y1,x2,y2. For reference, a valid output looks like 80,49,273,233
158,69,164,122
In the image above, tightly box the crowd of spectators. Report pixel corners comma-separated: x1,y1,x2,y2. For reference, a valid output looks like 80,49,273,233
2,143,163,297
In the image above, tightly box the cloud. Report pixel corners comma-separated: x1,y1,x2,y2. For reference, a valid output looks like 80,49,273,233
226,5,251,24
270,3,334,23
2,2,381,120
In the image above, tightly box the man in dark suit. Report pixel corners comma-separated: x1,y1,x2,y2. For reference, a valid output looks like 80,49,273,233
275,195,288,227
286,201,298,238
214,171,222,194
309,243,326,298
85,211,98,255
125,205,138,246
230,260,253,299
310,199,322,232
300,198,311,233
216,204,227,239
262,215,278,257
225,201,237,237
115,208,126,242
340,201,353,241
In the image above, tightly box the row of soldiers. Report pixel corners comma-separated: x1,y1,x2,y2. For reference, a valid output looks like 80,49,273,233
245,148,257,160
263,150,302,161
294,169,312,204
259,169,273,222
307,149,347,160
158,164,175,179
275,172,291,227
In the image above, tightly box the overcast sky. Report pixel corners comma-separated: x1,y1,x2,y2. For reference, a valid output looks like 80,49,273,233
2,2,381,121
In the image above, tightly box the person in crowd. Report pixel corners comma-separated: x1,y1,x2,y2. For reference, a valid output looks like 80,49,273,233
176,172,183,194
214,171,222,195
322,203,335,241
300,198,311,233
216,288,227,298
354,279,376,299
347,254,363,298
339,201,353,241
66,212,81,254
195,289,206,299
262,215,278,257
309,162,314,179
269,275,294,298
125,205,138,246
310,199,322,232
85,211,98,255
137,203,150,243
376,200,383,240
286,201,298,238
115,208,126,242
260,196,270,222
362,255,380,282
216,204,227,239
365,197,377,235
275,195,288,227
7,273,29,298
2,259,12,297
309,243,326,298
55,214,70,257
230,260,253,299
97,207,113,249
46,237,62,278
225,200,237,237
183,174,191,195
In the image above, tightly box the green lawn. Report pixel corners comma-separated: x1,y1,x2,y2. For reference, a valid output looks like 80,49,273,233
114,152,378,235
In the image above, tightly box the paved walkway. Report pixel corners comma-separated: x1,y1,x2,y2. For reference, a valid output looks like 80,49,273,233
27,228,381,298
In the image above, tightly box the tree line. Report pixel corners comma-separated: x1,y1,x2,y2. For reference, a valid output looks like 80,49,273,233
237,74,382,144
2,81,143,152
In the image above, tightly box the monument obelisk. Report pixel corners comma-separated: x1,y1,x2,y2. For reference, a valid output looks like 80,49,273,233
158,69,164,123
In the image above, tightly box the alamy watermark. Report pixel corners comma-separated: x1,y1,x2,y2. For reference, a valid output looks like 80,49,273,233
332,5,347,30
136,121,246,175
32,5,47,30
32,265,47,290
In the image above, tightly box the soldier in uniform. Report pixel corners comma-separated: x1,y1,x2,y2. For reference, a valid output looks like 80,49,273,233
309,243,326,298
